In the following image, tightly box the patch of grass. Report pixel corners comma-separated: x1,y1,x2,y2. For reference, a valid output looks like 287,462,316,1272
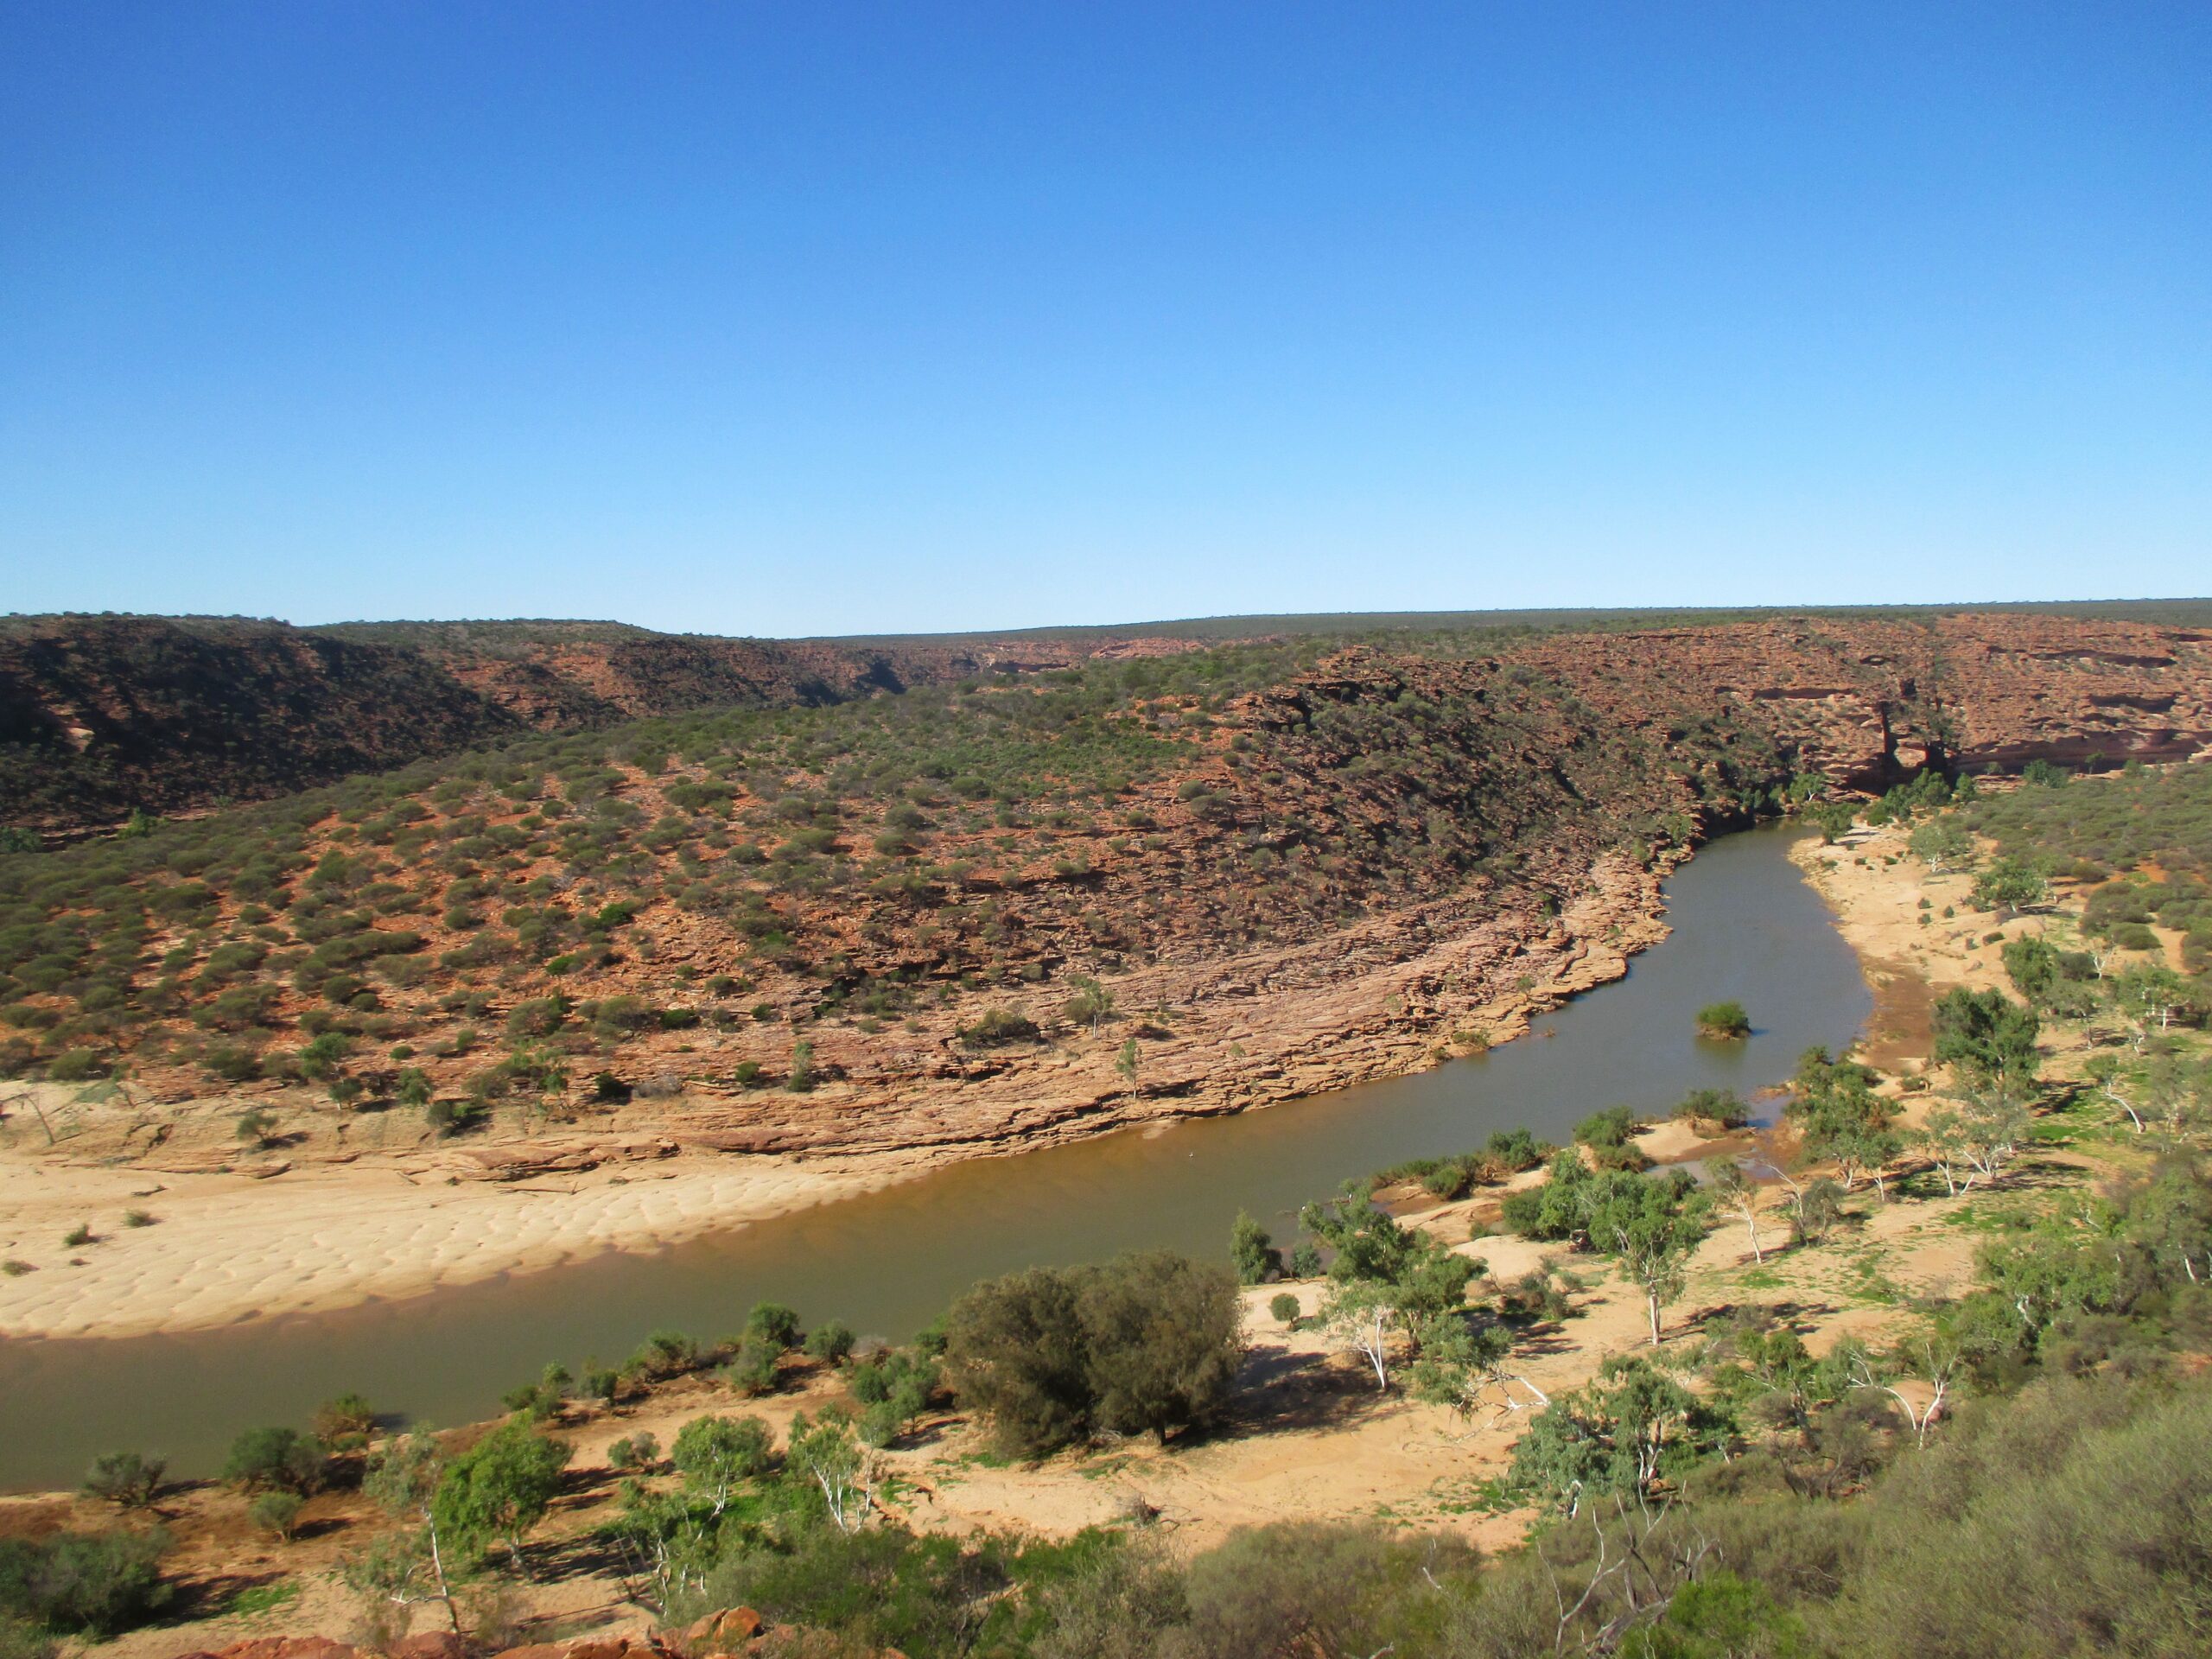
224,1580,301,1618
1422,1473,1522,1517
1842,1247,1904,1306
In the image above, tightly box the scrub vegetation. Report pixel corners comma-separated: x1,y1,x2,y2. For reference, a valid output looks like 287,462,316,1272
0,644,1799,1114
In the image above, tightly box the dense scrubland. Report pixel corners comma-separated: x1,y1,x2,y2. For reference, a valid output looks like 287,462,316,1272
9,760,2211,1657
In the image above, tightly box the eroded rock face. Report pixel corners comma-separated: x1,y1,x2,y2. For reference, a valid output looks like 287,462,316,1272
1509,613,2212,790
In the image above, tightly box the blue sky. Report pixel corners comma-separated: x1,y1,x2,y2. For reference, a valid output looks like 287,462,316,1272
3,3,2207,636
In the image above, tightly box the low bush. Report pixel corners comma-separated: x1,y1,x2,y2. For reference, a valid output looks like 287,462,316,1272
0,1527,172,1636
221,1426,322,1495
79,1452,164,1510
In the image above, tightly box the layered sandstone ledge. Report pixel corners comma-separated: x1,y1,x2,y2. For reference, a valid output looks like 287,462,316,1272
0,849,1673,1341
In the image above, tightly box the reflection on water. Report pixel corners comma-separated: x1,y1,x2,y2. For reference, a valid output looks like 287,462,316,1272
1,824,1866,1490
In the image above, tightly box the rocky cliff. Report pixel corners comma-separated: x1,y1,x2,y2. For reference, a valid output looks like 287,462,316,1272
1510,612,2212,790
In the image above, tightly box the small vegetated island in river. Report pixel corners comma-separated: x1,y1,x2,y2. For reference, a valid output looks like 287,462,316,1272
2,609,2212,1658
1694,999,1751,1039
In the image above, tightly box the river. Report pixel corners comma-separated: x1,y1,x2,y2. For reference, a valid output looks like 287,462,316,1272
0,823,1866,1491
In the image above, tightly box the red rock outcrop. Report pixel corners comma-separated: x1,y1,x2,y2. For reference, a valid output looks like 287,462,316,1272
1510,613,2212,790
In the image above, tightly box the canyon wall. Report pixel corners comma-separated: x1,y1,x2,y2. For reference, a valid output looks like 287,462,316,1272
6,610,2210,835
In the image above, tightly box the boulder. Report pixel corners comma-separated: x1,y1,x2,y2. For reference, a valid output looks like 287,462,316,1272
671,1608,766,1655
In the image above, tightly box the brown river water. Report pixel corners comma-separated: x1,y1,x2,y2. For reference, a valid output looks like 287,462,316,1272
0,823,1867,1490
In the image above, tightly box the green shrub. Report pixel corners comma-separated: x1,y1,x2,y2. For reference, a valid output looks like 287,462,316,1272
312,1392,377,1447
606,1432,659,1473
805,1319,857,1365
221,1427,322,1495
45,1049,103,1082
1573,1105,1641,1149
944,1250,1243,1457
249,1492,304,1542
744,1301,803,1350
958,1007,1040,1047
0,1527,172,1636
79,1452,164,1510
723,1335,781,1397
1675,1088,1749,1131
1695,1000,1751,1039
1230,1211,1283,1285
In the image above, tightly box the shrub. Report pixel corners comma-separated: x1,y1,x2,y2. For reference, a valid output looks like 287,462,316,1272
722,1336,781,1397
1485,1127,1547,1172
805,1319,857,1365
1573,1106,1641,1150
1176,1521,1483,1659
0,1527,172,1635
505,996,568,1038
1269,1292,1300,1327
957,1007,1040,1047
312,1392,377,1447
202,1044,262,1084
944,1251,1243,1456
46,1049,103,1083
60,1224,92,1249
606,1433,659,1473
1419,1155,1482,1199
628,1329,700,1380
1229,1210,1283,1285
221,1427,322,1495
249,1492,304,1542
1080,1251,1244,1446
1695,1001,1751,1039
297,1030,351,1080
1675,1088,1749,1131
744,1300,803,1350
941,1267,1094,1458
79,1452,164,1510
423,1096,483,1136
121,1209,155,1229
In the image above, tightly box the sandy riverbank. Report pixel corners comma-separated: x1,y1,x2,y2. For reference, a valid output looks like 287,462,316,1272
0,1147,914,1340
1787,821,2011,1054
